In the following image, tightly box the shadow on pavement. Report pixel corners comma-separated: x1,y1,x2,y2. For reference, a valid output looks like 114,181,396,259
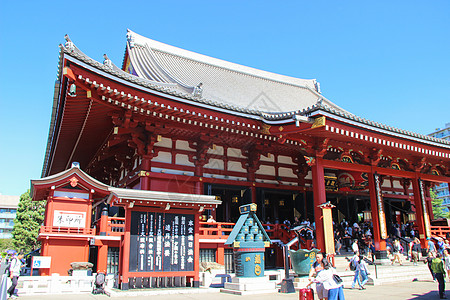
409,291,440,299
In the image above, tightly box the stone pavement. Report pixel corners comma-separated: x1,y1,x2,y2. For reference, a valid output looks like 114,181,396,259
15,279,449,300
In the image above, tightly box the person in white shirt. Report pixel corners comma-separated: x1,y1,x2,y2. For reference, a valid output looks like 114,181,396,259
309,258,345,300
8,252,23,299
356,255,369,289
352,239,359,254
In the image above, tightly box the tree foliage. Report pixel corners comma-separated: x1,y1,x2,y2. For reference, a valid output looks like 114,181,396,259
11,190,46,253
431,188,449,220
0,238,13,252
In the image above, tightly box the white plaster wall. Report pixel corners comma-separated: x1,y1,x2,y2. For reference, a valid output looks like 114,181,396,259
207,145,224,156
305,171,312,180
152,151,172,163
227,148,245,158
260,153,275,162
278,155,295,165
278,167,297,178
381,180,392,188
256,165,276,176
175,154,194,166
204,158,224,170
228,161,246,173
154,137,172,148
176,140,195,151
392,180,404,190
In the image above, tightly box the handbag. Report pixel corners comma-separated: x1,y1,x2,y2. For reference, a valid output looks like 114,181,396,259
333,274,343,284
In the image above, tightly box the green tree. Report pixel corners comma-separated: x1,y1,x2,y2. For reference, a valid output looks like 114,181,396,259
431,188,449,219
0,238,13,252
11,190,46,253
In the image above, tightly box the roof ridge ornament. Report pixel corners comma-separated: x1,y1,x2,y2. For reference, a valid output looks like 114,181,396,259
193,82,203,98
126,30,135,48
64,34,74,52
314,79,321,94
103,54,113,69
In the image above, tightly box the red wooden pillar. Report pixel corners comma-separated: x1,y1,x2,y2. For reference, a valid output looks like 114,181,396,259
412,175,431,247
97,243,108,273
120,207,132,289
217,246,225,265
311,156,326,252
140,155,152,190
193,212,200,286
368,172,387,253
250,185,257,204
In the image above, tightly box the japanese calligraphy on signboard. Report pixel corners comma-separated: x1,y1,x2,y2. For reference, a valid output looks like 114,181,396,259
129,212,195,272
53,210,86,227
374,174,388,239
418,179,432,239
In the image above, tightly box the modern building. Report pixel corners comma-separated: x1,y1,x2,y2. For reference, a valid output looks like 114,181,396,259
0,195,19,239
31,31,450,289
429,123,450,208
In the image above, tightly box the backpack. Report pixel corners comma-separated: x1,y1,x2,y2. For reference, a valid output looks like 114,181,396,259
349,258,357,271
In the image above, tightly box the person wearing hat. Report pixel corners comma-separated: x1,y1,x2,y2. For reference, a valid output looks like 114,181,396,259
7,252,23,299
428,237,437,254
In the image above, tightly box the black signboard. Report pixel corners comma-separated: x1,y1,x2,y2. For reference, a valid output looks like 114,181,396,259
129,211,195,273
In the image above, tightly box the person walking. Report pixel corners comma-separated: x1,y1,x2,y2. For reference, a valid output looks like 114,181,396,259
356,255,369,289
391,239,403,265
411,238,421,266
7,252,23,299
428,238,437,254
425,252,437,282
443,249,450,282
432,252,447,299
346,251,360,289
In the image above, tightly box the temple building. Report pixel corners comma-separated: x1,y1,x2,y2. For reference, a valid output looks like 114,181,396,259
32,30,450,288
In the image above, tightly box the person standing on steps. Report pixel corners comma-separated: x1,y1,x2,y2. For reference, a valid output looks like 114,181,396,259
391,239,403,265
356,255,369,289
432,252,447,299
346,251,360,289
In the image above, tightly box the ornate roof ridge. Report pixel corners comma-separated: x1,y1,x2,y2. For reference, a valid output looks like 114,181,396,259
59,37,264,117
313,105,450,146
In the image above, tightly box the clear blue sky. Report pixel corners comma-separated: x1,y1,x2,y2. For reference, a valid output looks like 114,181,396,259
0,1,449,196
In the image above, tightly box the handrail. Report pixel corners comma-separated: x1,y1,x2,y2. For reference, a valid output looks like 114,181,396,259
431,226,450,238
198,222,294,244
40,226,94,235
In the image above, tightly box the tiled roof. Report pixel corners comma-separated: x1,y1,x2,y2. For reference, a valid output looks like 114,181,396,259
126,30,347,115
50,33,450,154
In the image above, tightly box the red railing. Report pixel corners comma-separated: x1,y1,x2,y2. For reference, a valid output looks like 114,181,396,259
92,218,294,244
107,217,125,236
431,226,450,238
198,222,294,244
40,226,94,235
